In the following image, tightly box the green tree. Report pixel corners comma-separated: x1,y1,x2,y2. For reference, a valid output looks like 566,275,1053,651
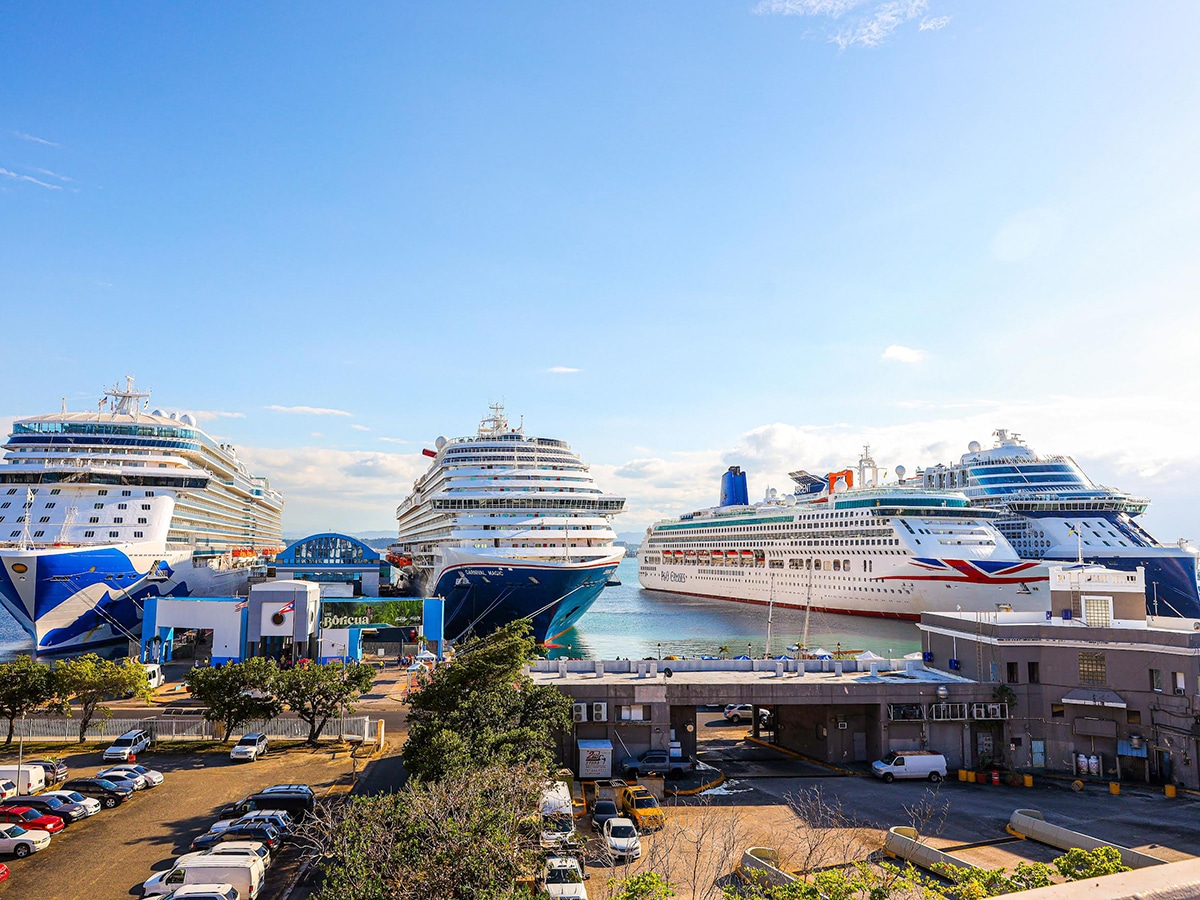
0,655,61,746
609,872,676,900
935,861,1054,899
274,659,376,744
403,621,573,781
54,653,151,743
1052,846,1130,881
184,657,283,741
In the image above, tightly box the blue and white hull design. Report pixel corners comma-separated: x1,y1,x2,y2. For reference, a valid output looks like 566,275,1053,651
0,544,253,656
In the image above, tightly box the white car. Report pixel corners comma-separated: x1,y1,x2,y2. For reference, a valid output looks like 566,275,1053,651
209,811,292,837
0,821,52,858
159,886,240,900
230,733,268,762
102,763,164,787
96,768,148,791
0,780,16,802
42,790,101,816
543,856,589,899
103,728,151,762
173,841,273,871
602,817,642,862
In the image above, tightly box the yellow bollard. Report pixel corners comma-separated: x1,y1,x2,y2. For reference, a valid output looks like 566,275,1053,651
1023,774,1034,788
966,770,976,783
1109,782,1120,796
958,769,967,782
1165,784,1177,799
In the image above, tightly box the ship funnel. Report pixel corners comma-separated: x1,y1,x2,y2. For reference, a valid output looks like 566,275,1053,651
720,466,749,507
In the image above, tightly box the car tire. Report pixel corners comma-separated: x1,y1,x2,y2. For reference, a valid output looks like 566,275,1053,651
103,796,118,809
14,843,31,858
730,714,741,723
929,772,943,783
882,773,895,784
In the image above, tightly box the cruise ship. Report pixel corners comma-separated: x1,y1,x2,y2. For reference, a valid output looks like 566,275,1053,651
0,378,284,655
390,404,625,643
637,450,1050,619
917,430,1200,617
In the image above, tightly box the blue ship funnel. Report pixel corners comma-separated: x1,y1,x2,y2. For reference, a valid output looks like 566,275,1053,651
720,466,749,507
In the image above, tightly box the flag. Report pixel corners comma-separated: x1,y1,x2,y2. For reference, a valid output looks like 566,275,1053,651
278,600,295,615
1066,523,1078,536
234,600,248,611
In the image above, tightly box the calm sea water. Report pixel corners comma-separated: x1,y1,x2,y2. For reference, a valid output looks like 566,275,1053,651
550,558,921,660
0,557,924,662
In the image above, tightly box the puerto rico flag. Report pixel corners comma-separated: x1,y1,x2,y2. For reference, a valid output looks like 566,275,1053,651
277,599,295,615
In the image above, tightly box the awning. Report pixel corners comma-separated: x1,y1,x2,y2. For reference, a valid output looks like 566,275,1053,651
1061,688,1127,709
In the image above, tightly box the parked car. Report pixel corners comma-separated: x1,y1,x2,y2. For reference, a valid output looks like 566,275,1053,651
142,854,264,898
172,841,273,872
0,781,15,802
101,763,164,786
143,662,166,689
0,822,51,858
96,768,147,791
10,794,88,824
543,856,589,900
25,759,67,784
42,790,101,817
191,822,281,853
619,749,692,780
209,811,293,840
590,799,619,832
159,885,241,900
539,814,579,851
602,817,642,862
615,786,664,832
102,729,151,762
218,785,314,821
230,733,268,762
0,766,45,794
722,704,771,724
60,777,133,809
0,806,65,834
871,751,947,784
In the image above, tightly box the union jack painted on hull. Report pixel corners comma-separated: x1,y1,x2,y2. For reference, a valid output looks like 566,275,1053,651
889,558,1047,584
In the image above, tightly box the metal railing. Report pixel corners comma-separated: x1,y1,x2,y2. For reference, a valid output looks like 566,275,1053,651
11,714,371,743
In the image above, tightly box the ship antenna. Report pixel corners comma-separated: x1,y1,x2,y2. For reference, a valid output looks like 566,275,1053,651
19,487,34,551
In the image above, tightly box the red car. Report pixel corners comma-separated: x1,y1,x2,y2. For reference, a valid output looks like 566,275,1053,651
0,806,64,834
0,862,8,882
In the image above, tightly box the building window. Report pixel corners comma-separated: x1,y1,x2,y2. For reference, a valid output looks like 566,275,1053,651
619,704,646,722
1006,662,1019,684
1051,704,1065,718
1174,672,1186,695
1027,661,1040,684
1078,652,1106,685
1150,669,1163,693
1128,710,1141,725
1083,597,1111,628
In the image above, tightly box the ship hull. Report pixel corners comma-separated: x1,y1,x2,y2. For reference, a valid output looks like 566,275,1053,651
419,549,623,643
0,542,253,656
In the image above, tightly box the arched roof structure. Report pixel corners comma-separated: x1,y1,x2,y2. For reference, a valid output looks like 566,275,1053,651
273,533,381,567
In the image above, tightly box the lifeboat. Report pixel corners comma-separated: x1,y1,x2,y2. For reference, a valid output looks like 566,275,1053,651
386,551,413,568
711,550,725,559
826,468,855,492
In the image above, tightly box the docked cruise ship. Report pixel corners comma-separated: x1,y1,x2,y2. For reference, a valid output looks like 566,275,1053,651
637,451,1051,619
390,404,625,643
917,430,1200,617
0,379,284,655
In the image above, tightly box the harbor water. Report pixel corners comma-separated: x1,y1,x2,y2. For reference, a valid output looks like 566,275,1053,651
0,557,924,662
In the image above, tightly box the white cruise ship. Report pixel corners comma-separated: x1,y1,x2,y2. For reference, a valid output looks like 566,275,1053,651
918,430,1200,617
637,449,1048,619
0,378,284,655
390,404,625,643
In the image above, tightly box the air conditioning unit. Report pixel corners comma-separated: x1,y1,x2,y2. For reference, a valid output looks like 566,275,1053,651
572,703,588,723
1175,688,1187,696
592,702,608,722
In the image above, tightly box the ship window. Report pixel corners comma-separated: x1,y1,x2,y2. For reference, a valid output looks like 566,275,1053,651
5,490,14,495
88,517,99,524
45,502,55,509
145,491,154,497
134,531,144,538
50,489,60,494
113,517,123,524
0,503,7,509
118,503,127,509
8,531,17,538
84,530,95,537
109,531,119,538
138,517,147,524
94,503,103,509
98,489,108,495
38,516,49,523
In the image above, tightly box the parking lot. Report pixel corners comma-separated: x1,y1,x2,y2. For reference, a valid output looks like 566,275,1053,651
0,744,359,900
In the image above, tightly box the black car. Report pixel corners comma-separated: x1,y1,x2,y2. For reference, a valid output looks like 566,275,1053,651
60,777,133,809
10,795,87,823
25,760,68,784
219,784,315,821
191,822,281,852
590,799,619,832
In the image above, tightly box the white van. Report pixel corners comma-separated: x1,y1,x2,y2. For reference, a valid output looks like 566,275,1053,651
143,856,263,898
0,765,46,794
871,751,947,783
143,663,166,689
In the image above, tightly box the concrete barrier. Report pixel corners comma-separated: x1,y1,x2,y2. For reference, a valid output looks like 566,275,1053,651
1006,809,1167,869
884,826,977,873
736,847,797,887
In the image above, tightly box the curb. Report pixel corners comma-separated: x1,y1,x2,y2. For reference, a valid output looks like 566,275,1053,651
744,735,864,777
669,771,726,796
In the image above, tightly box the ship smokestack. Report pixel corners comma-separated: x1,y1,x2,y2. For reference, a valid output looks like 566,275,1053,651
720,466,749,507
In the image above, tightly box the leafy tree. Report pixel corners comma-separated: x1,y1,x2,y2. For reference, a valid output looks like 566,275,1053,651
403,621,573,781
1053,846,1130,881
274,659,376,744
609,872,676,900
184,657,283,741
727,861,937,900
54,653,151,743
935,861,1053,898
0,655,61,746
307,763,545,900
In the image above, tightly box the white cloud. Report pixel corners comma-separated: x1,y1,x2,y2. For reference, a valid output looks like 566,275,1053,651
188,410,246,422
881,344,925,363
378,437,410,445
547,366,581,374
13,131,58,147
0,167,61,191
919,15,950,30
310,432,323,438
831,0,927,49
754,0,868,16
350,424,371,432
266,405,353,417
756,0,945,48
33,168,71,182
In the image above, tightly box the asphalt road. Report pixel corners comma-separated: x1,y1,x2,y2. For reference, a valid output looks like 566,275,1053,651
0,744,357,900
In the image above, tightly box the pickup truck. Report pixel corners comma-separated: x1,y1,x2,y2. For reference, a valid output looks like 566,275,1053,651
615,786,664,832
619,749,693,780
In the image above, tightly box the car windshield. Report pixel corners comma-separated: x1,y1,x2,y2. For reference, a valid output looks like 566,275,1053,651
41,798,63,808
634,797,658,809
17,810,38,821
112,737,134,747
609,824,637,838
543,816,572,834
546,866,583,884
594,801,616,815
880,752,899,765
2,824,24,837
237,736,259,745
93,779,120,790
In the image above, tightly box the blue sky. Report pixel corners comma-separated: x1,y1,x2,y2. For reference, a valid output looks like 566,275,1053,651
3,2,1200,540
